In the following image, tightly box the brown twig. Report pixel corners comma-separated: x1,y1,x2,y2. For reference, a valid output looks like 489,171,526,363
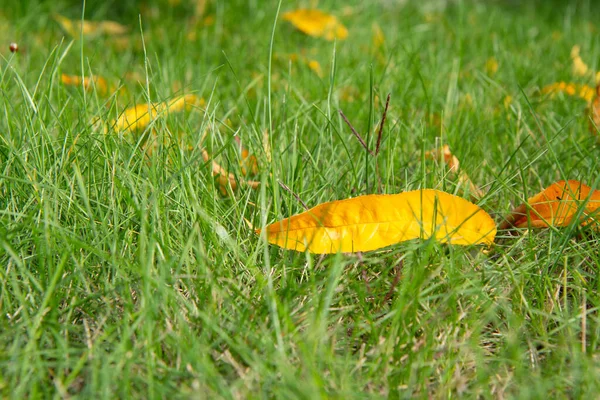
375,93,391,156
339,110,375,156
384,260,403,303
278,181,309,210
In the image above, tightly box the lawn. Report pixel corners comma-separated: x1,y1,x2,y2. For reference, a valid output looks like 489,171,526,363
1,0,600,397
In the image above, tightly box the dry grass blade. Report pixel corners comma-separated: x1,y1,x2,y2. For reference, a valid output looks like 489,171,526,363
339,110,374,156
375,93,391,156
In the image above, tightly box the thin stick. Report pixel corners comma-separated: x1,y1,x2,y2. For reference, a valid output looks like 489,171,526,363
278,181,309,210
384,260,403,303
375,93,391,156
339,110,375,156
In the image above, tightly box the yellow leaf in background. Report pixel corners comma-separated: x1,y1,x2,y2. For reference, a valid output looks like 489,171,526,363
235,136,259,176
485,57,498,76
571,45,589,77
425,145,485,199
503,95,513,109
112,94,204,133
54,14,128,37
307,60,323,77
261,190,496,254
202,150,259,195
372,23,385,48
500,180,600,230
542,82,595,102
61,73,109,94
425,144,459,172
282,9,348,41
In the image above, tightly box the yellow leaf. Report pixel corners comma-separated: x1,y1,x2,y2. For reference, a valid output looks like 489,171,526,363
61,73,109,94
425,145,485,199
261,190,496,254
202,150,260,195
500,180,600,230
485,57,498,76
542,81,595,102
282,9,348,41
307,60,323,77
112,94,205,133
571,45,589,76
372,23,385,48
54,14,128,37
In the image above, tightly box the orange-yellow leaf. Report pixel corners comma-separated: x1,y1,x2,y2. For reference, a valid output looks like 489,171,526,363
112,94,205,133
282,9,348,41
54,14,128,37
500,180,600,230
61,73,109,94
261,190,496,254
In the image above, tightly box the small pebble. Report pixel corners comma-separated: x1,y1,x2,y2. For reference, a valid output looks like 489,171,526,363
9,42,18,53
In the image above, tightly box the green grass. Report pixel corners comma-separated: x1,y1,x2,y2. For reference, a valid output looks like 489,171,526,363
1,0,600,397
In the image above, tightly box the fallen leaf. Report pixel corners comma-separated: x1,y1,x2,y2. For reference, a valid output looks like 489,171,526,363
54,14,128,37
542,82,595,102
202,150,259,195
499,180,600,230
61,73,110,94
425,144,460,172
234,137,259,176
260,189,496,253
372,23,385,48
112,94,205,133
571,45,589,77
307,60,323,77
485,57,498,76
282,9,348,41
425,145,485,199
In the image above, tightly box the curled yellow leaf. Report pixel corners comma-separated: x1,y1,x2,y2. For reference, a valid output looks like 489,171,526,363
425,145,485,199
261,190,496,254
571,45,589,77
202,150,259,195
282,9,348,41
112,94,205,133
54,14,128,37
500,180,600,230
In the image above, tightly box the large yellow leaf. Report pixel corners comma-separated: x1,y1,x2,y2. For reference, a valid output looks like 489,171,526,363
282,9,348,41
261,190,496,254
112,94,205,133
54,14,128,37
500,180,600,230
